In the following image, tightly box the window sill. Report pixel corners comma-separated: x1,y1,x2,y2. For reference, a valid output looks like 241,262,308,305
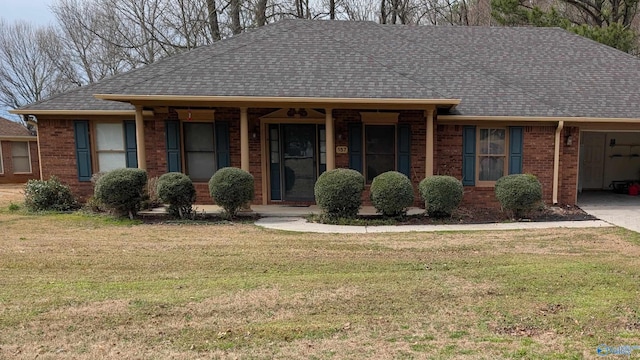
13,172,33,175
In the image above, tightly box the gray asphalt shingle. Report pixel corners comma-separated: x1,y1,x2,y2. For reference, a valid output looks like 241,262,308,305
17,19,640,118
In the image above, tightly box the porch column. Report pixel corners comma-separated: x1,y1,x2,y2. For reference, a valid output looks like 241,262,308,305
552,120,564,204
425,107,435,177
325,108,335,171
240,107,249,172
135,105,146,170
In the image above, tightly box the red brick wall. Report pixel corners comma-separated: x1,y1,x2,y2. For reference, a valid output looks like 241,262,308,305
38,119,93,199
560,127,579,204
433,124,579,208
522,126,555,204
0,140,40,184
35,110,581,208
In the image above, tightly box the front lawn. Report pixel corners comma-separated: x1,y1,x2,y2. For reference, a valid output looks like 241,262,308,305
1,202,639,358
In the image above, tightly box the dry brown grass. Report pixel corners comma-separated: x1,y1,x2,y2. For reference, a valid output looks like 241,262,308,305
1,189,640,359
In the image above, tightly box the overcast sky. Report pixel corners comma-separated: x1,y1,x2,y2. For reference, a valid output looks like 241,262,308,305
1,0,57,120
0,0,56,25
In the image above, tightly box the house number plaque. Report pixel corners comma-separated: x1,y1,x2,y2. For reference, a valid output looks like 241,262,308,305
336,146,348,154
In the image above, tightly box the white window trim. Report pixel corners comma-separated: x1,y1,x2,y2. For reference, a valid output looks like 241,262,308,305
94,122,127,173
11,141,32,174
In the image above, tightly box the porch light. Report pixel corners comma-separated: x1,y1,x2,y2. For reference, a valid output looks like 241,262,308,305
565,134,573,146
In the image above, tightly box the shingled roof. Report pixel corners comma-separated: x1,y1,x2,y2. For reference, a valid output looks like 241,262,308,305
0,117,32,137
15,19,640,118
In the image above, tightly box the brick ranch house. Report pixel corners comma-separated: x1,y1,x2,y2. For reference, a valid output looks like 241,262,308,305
0,117,39,184
11,20,640,207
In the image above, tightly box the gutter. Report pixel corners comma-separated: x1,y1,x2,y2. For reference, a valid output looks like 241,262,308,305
553,120,564,204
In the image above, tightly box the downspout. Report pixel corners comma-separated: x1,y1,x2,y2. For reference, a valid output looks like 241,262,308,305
553,120,564,204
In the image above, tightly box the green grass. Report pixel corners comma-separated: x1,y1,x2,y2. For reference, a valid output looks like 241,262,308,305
0,209,639,358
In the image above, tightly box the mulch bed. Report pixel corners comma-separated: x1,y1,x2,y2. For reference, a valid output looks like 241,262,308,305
396,205,596,225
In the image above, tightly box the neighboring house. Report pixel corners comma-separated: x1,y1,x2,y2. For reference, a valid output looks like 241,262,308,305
10,20,640,207
0,117,39,184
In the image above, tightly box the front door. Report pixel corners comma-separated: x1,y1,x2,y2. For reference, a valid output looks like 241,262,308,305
581,132,606,189
269,124,325,201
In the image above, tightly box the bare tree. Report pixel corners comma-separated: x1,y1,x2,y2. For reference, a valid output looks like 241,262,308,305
0,20,70,111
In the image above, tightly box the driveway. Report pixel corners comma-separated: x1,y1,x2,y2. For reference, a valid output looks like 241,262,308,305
578,191,640,233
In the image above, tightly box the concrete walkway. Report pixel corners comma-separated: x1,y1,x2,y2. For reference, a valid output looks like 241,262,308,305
254,217,611,233
140,203,614,234
578,191,640,233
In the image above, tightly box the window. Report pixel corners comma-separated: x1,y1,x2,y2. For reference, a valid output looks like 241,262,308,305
477,128,506,182
11,142,31,173
365,125,395,182
95,123,126,172
462,126,523,186
348,119,410,180
184,122,216,181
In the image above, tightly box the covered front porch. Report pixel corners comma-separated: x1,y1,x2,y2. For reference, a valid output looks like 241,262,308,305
98,94,460,205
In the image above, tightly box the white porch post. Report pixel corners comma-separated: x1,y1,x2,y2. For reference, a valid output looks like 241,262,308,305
325,108,335,171
240,107,250,172
135,105,146,170
425,107,435,177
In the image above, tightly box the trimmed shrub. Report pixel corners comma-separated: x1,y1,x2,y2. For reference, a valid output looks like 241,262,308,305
142,176,163,210
419,176,463,218
24,176,79,212
157,172,196,218
94,168,148,219
370,171,414,217
314,168,365,219
495,174,543,218
208,167,254,218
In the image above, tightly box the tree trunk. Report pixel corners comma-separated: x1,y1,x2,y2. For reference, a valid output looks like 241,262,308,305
206,0,221,40
255,0,268,26
230,0,242,35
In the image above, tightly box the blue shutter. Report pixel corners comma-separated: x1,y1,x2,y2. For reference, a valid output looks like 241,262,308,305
73,121,92,182
348,123,363,173
269,124,281,201
165,120,181,172
124,121,138,168
215,122,230,169
462,126,476,186
397,124,411,177
509,127,523,174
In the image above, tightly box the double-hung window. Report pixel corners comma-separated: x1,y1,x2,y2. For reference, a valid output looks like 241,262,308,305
95,123,127,172
348,112,411,181
478,128,506,182
11,142,31,173
183,122,216,181
365,125,396,182
462,126,523,186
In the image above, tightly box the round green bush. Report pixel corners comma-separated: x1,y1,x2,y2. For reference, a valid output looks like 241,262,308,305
370,171,414,217
157,172,196,218
314,168,364,219
24,176,79,212
419,176,463,218
94,168,148,219
495,174,542,218
208,167,254,218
